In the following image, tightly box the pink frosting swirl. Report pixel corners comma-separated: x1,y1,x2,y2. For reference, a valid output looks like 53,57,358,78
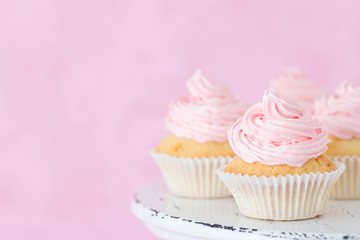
228,89,330,167
314,81,360,139
271,67,325,114
166,70,250,143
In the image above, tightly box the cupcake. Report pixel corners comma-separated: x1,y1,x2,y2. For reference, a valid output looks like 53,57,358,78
271,67,325,114
217,89,345,220
152,70,250,198
314,81,360,199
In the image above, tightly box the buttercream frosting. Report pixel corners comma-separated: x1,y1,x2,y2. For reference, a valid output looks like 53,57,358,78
272,67,325,114
166,70,249,143
228,89,330,167
314,81,360,139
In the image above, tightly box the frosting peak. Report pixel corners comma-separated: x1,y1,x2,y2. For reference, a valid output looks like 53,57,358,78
263,89,303,120
271,67,325,113
314,81,360,139
228,89,330,167
166,70,249,143
336,81,360,97
187,70,235,103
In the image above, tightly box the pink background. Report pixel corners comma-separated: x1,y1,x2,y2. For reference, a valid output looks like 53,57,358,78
1,0,360,239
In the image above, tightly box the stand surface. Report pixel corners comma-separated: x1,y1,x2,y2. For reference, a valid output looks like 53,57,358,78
132,180,360,240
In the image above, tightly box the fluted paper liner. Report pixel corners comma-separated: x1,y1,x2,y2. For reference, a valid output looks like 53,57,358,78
329,155,360,199
216,162,345,220
150,150,233,198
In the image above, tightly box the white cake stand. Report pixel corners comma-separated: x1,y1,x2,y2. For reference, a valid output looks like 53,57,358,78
132,180,360,240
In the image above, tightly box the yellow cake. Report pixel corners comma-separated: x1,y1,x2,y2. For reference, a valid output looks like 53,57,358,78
224,154,336,177
156,134,235,158
326,135,360,156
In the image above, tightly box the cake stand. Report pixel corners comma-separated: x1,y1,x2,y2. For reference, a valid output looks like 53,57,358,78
132,180,360,240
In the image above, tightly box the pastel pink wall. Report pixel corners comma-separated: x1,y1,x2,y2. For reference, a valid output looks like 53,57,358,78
0,0,360,239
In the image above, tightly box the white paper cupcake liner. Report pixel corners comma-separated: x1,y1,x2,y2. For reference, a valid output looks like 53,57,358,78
329,155,360,199
150,150,234,199
216,162,346,220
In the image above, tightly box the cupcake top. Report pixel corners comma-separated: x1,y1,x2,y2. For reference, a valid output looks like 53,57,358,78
228,89,330,167
271,67,325,113
166,70,249,143
314,81,360,139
